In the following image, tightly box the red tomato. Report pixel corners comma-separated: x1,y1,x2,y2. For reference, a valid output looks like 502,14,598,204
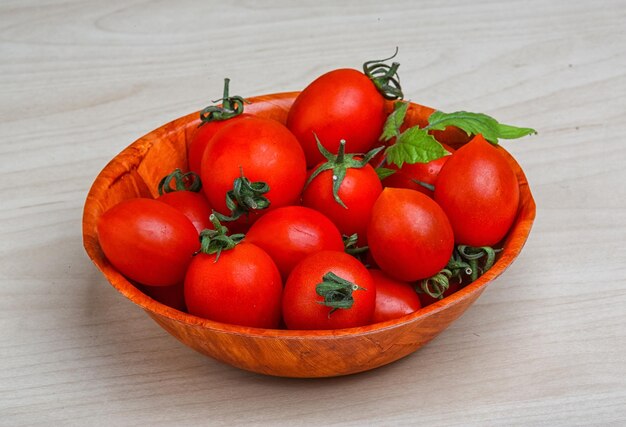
282,250,376,330
367,188,454,281
245,206,344,280
434,134,520,246
287,69,386,167
97,198,199,286
139,282,186,312
184,242,282,328
381,144,454,198
302,148,382,243
370,269,422,323
187,115,250,174
200,117,307,226
157,191,212,234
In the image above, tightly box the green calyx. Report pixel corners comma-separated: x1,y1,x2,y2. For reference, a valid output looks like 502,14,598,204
198,214,245,262
305,137,384,209
363,47,403,100
199,78,247,124
343,233,369,256
158,168,202,195
316,272,366,317
418,245,500,299
214,168,270,222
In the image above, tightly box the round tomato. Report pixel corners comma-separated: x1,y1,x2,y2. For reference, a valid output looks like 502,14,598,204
200,116,307,227
187,115,250,174
287,69,387,167
156,169,212,234
434,134,520,246
157,191,212,234
185,241,282,329
187,78,250,174
367,187,454,281
370,269,422,323
381,145,454,198
245,206,344,280
282,250,376,330
139,282,186,312
97,198,199,286
302,142,382,243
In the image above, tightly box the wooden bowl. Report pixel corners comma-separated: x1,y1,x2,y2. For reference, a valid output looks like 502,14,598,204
82,92,535,378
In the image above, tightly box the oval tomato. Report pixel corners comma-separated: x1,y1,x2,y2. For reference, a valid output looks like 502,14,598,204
282,250,376,330
245,206,344,280
370,269,422,323
200,116,307,227
367,187,454,281
97,198,199,286
287,68,387,167
434,134,520,246
184,242,282,329
302,143,382,243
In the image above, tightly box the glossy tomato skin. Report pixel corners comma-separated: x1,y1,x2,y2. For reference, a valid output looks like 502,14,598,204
367,188,454,282
287,69,386,167
381,146,454,198
187,115,250,175
139,282,186,312
282,251,376,330
200,117,307,225
302,164,382,243
184,243,282,329
97,198,200,287
245,206,344,280
370,269,422,323
157,191,212,234
434,134,520,247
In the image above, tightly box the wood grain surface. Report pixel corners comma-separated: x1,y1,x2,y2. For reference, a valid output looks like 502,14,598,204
1,0,625,425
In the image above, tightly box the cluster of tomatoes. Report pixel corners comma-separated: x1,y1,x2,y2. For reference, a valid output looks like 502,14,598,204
97,53,529,330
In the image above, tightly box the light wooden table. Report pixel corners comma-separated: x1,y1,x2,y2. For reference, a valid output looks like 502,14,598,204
2,1,625,425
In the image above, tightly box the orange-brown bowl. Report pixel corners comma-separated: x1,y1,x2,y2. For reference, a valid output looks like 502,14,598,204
82,92,535,378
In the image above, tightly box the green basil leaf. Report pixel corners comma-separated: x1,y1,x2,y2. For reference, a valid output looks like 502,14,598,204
375,167,396,180
380,101,409,142
427,110,536,144
385,126,446,167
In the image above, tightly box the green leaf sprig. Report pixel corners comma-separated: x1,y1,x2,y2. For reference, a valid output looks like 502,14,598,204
381,101,537,168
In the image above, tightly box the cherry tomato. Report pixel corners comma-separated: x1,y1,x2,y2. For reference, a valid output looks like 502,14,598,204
138,282,186,312
157,191,212,234
97,198,200,286
156,169,212,234
302,142,382,243
367,187,454,282
245,206,344,280
200,117,307,227
187,78,250,174
370,269,422,323
282,250,376,330
187,115,250,174
381,144,454,198
185,242,282,329
287,69,387,167
434,134,520,246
